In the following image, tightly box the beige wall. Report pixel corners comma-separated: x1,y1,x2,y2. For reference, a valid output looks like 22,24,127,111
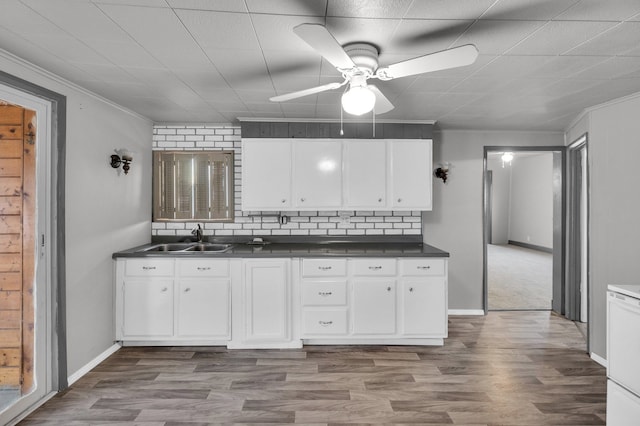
423,130,564,311
579,93,640,360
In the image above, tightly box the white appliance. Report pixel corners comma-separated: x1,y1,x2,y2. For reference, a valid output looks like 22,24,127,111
607,284,640,425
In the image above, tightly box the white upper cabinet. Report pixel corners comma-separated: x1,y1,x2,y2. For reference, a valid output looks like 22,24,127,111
344,140,386,209
390,139,433,210
242,139,292,210
293,140,342,209
241,138,432,211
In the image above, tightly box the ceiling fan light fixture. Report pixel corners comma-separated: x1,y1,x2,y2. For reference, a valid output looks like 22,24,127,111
341,85,376,116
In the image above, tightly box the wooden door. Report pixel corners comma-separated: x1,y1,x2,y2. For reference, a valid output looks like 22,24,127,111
0,103,36,394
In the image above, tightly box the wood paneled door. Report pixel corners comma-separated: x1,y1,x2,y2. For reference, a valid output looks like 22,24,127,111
0,103,36,395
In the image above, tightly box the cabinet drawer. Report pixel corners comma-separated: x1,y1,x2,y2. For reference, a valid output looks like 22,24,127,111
302,259,347,277
302,280,347,306
400,258,445,276
302,309,348,335
125,259,174,276
178,259,229,277
351,258,396,276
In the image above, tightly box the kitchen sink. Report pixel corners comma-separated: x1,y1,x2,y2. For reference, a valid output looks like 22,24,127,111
140,243,195,252
184,243,233,252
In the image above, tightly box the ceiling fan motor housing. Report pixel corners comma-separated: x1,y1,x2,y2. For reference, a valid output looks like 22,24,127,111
343,43,379,76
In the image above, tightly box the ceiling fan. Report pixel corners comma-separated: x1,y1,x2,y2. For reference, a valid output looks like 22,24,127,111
269,24,479,116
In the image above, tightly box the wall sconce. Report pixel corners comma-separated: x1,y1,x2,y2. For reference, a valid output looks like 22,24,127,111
434,162,450,183
110,149,133,175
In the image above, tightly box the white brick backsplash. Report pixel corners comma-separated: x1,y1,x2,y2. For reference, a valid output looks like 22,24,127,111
151,124,423,238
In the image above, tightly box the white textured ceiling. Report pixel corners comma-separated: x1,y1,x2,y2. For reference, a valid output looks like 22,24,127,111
1,0,640,131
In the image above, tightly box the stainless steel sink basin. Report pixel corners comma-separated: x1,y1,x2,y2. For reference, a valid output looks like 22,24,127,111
184,243,233,252
141,243,195,252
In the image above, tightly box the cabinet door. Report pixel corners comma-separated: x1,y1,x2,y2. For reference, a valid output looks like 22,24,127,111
352,279,396,335
390,139,432,210
400,278,446,336
344,140,387,209
293,140,342,208
244,260,290,342
177,279,230,338
123,279,173,337
242,139,292,210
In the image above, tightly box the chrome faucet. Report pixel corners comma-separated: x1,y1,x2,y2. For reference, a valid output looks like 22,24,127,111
191,224,203,242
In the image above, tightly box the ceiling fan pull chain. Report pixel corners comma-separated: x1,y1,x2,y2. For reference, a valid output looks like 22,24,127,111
340,102,344,136
372,106,375,138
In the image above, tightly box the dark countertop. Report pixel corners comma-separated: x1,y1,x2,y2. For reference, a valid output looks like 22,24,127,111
112,236,449,259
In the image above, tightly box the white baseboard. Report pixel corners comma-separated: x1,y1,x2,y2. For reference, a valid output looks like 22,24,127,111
448,309,485,316
67,343,121,386
590,352,607,368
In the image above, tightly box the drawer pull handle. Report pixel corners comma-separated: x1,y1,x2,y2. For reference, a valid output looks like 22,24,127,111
417,266,431,270
318,266,332,270
318,291,332,296
142,266,156,270
161,287,168,292
319,321,333,326
369,266,382,270
197,267,211,271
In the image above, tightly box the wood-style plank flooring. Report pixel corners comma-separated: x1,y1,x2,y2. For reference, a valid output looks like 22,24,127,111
19,312,606,425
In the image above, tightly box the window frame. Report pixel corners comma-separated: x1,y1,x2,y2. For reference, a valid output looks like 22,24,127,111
152,150,235,222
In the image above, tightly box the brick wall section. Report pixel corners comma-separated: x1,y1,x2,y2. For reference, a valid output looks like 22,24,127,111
152,124,423,238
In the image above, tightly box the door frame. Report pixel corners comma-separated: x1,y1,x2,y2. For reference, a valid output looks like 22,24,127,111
482,146,566,314
566,134,589,345
0,71,67,424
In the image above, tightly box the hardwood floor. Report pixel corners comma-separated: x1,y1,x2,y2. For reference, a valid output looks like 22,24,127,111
19,312,606,425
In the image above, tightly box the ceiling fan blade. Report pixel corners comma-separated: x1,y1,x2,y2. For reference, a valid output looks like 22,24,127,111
377,44,479,79
270,81,344,102
368,85,394,114
293,23,356,70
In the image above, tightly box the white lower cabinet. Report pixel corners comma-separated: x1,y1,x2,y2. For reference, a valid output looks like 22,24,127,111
229,259,300,348
115,254,447,347
352,279,396,335
177,279,229,338
400,278,446,336
122,279,173,338
115,258,233,345
300,257,448,344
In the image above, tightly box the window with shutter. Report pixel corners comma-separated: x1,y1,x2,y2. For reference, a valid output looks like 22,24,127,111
153,151,234,221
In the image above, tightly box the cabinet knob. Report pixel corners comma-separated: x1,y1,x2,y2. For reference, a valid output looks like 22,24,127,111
300,198,305,202
397,198,402,202
387,286,392,292
281,199,286,203
184,287,191,292
378,198,382,202
409,287,414,292
161,287,168,292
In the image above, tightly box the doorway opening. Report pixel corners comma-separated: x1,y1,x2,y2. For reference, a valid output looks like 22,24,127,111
483,146,565,315
486,151,555,310
0,72,67,426
0,101,38,412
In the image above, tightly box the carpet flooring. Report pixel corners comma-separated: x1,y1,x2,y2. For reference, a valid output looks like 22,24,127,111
488,243,553,311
